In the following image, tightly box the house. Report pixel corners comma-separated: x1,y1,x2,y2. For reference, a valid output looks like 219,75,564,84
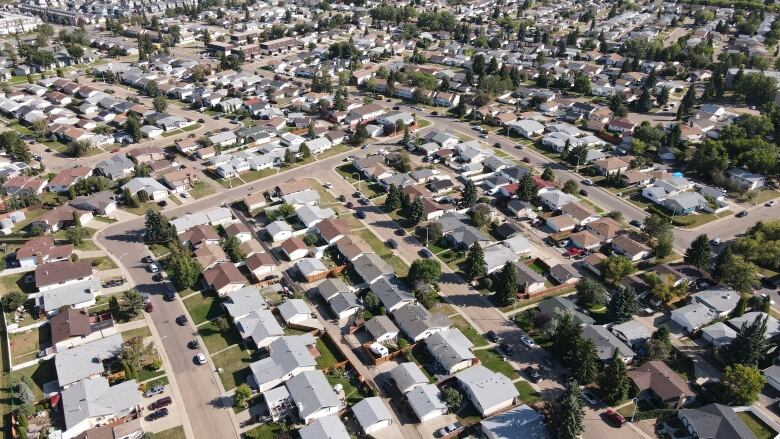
352,253,393,285
161,170,199,194
50,308,114,349
546,215,576,233
483,244,519,274
516,263,546,295
38,277,101,315
249,334,316,392
561,202,599,227
671,304,718,333
691,288,740,318
507,200,537,219
246,252,276,281
569,230,602,250
582,325,635,362
202,263,246,296
508,119,545,138
406,384,447,422
538,297,594,325
763,365,780,393
266,220,293,242
426,329,476,374
390,362,429,394
728,168,765,191
222,286,266,321
334,236,372,262
60,377,141,438
663,192,708,215
277,299,311,326
456,365,519,417
611,235,652,262
729,312,780,339
16,236,73,267
392,303,449,342
352,397,392,435
548,263,580,285
539,190,578,211
224,222,252,243
69,192,117,216
701,322,738,348
314,218,349,245
480,404,548,439
54,333,124,388
236,309,284,348
678,404,755,439
31,205,93,233
121,177,169,201
297,258,329,282
35,260,93,292
4,176,46,195
48,167,92,193
179,224,221,248
629,361,697,408
286,370,341,424
280,237,308,261
95,155,136,180
195,244,230,269
370,276,415,313
364,315,399,343
299,415,350,439
586,217,622,242
127,146,164,163
592,157,631,175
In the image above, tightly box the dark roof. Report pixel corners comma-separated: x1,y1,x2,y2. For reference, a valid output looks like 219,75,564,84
494,222,523,240
679,404,756,439
628,361,696,402
50,308,91,344
35,260,92,288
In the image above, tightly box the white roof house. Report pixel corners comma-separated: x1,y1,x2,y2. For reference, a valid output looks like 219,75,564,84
671,303,718,333
352,397,393,434
426,329,476,374
481,404,549,439
483,244,519,274
55,334,124,387
406,383,447,422
277,299,311,324
235,309,284,348
286,370,341,424
729,312,780,339
456,365,519,417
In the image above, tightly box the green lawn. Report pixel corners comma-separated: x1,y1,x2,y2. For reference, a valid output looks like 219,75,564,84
315,338,342,369
737,411,775,439
449,315,488,347
183,292,223,325
154,426,187,439
335,164,360,183
124,201,162,216
85,256,118,271
212,345,253,391
239,168,277,184
243,422,290,439
121,326,152,341
189,181,215,199
315,143,352,160
515,380,540,404
474,349,519,380
326,371,365,405
54,227,100,251
149,243,172,258
10,359,57,402
0,271,34,296
198,322,242,354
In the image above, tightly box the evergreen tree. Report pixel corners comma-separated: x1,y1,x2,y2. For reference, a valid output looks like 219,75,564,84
608,286,638,323
144,209,175,243
551,312,582,365
572,338,598,384
645,328,673,361
515,173,537,201
494,262,517,306
222,236,246,262
540,166,554,181
600,349,630,404
721,315,768,367
299,143,311,159
636,89,653,113
548,380,585,439
460,179,478,208
408,196,425,225
386,184,401,211
576,277,607,308
283,147,294,165
684,234,711,269
658,86,670,106
465,242,486,280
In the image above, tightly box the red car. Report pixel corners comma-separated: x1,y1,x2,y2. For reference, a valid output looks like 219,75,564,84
604,409,625,427
145,302,154,312
111,148,120,153
522,157,531,163
148,396,172,410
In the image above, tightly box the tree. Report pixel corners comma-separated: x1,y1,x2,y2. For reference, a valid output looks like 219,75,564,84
562,179,579,194
642,214,671,243
721,315,768,367
123,188,138,208
603,255,635,285
721,364,765,405
109,296,121,320
645,272,688,303
222,236,246,262
393,151,412,173
17,380,34,405
573,74,592,94
351,124,368,145
1,290,26,311
469,203,492,228
541,166,555,181
684,234,711,269
233,384,252,408
68,140,93,157
572,339,598,384
599,349,630,404
408,196,425,225
121,289,144,318
719,254,760,294
551,312,582,364
608,286,638,323
645,328,673,361
658,86,670,106
385,184,401,211
494,261,518,306
167,250,203,291
152,95,167,113
363,291,379,310
547,380,585,439
654,234,673,259
460,180,478,208
125,115,142,142
576,277,607,308
409,259,442,286
443,387,463,411
465,242,486,280
515,173,537,202
283,147,294,165
144,209,176,243
736,72,778,107
299,143,311,159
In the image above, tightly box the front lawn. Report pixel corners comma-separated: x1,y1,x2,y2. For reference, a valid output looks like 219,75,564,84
121,326,152,341
449,315,488,347
357,229,409,277
737,411,776,439
474,349,519,380
197,321,242,354
189,181,215,199
515,380,540,404
85,256,118,271
155,426,186,439
212,345,254,391
243,422,290,439
183,292,223,325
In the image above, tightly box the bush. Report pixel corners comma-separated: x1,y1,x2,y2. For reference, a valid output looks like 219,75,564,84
149,358,163,370
91,259,100,267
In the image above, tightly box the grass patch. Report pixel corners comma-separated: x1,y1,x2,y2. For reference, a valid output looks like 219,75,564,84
326,370,365,405
449,315,488,347
515,380,540,404
239,168,277,183
212,345,253,391
9,327,49,363
85,256,118,271
335,164,360,183
315,337,342,369
0,271,33,296
243,422,290,439
123,201,162,216
189,181,215,199
137,368,166,382
737,411,775,439
474,349,519,380
121,325,152,341
315,143,352,160
149,243,172,258
11,359,57,402
197,321,242,354
357,228,409,277
154,426,186,439
183,292,223,325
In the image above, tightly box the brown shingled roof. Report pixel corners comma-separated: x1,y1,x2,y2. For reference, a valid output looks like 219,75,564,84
35,260,92,288
50,308,91,344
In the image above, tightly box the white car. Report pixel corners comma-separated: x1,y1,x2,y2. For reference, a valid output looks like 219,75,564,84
520,335,536,348
148,263,159,273
195,353,207,365
368,342,389,357
581,179,594,186
324,182,333,189
180,192,189,198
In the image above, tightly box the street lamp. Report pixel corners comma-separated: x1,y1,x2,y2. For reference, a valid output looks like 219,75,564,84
630,397,639,423
352,172,362,193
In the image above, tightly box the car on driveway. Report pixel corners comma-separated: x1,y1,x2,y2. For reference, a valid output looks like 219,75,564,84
195,353,207,365
358,197,370,205
346,202,354,209
153,273,163,282
524,366,541,383
145,302,154,312
579,189,588,196
176,315,188,326
736,210,749,218
163,292,175,302
486,331,500,342
386,239,398,249
604,409,625,426
338,195,347,202
629,220,642,228
766,200,777,207
147,263,159,273
520,335,536,348
419,248,434,258
148,396,173,410
146,408,169,421
144,383,165,398
582,389,599,405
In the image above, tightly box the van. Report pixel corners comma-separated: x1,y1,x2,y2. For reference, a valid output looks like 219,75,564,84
369,342,389,357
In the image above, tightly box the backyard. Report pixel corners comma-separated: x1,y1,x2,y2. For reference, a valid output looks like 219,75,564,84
314,337,343,369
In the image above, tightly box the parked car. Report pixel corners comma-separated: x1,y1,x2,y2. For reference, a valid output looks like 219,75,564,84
766,200,777,207
356,211,367,219
148,397,173,410
158,200,167,207
522,157,531,163
520,335,536,348
144,384,165,398
148,263,159,273
524,366,541,383
386,239,398,249
146,408,169,421
710,238,722,246
515,144,524,149
153,273,163,282
499,342,514,355
493,142,502,148
604,409,625,426
195,353,207,365
486,330,500,342
395,228,407,236
581,179,594,186
629,220,642,228
358,197,370,205
324,182,333,189
419,248,433,258
579,189,588,196
346,202,355,209
188,339,200,349
736,210,749,218
163,292,175,302
142,255,153,263
582,390,599,405
145,302,154,312
337,195,347,202
176,315,188,326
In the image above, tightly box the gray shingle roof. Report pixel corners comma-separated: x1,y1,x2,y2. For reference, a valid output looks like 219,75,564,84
352,397,392,433
456,365,519,416
298,415,350,439
390,362,429,393
679,404,756,439
426,329,475,372
61,377,141,430
406,383,447,420
55,333,123,387
285,370,340,421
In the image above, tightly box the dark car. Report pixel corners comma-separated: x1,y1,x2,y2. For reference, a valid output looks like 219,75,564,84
146,408,169,421
629,219,642,228
176,315,188,326
395,228,407,236
148,397,173,410
524,366,541,383
346,201,355,209
142,256,153,263
499,342,514,355
486,331,500,342
493,142,502,148
419,248,434,258
386,239,398,249
145,302,154,312
431,111,439,116
337,194,347,202
353,191,361,198
158,200,168,207
393,106,400,110
356,211,367,219
188,339,200,349
736,210,749,218
358,198,369,205
163,292,175,302
522,157,531,163
153,273,163,282
579,189,588,196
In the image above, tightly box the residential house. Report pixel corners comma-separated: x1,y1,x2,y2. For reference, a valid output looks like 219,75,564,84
202,263,246,296
364,315,399,343
179,224,221,249
352,397,392,435
516,263,546,295
370,276,415,313
611,235,651,262
35,260,93,292
456,365,519,417
31,205,93,233
236,309,284,348
426,329,476,374
69,192,117,216
266,221,293,242
508,119,545,138
299,416,350,439
480,404,549,439
628,361,697,408
392,304,449,342
582,324,635,363
548,264,580,285
47,167,92,193
249,334,317,392
390,362,428,394
16,236,73,268
246,252,276,281
727,168,765,191
277,299,311,325
286,370,341,424
538,296,595,325
280,237,309,261
678,404,756,439
121,178,169,201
